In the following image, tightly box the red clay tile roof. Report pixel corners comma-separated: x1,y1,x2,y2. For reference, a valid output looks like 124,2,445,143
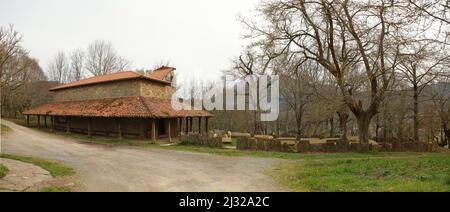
49,71,171,91
23,96,212,118
148,66,175,81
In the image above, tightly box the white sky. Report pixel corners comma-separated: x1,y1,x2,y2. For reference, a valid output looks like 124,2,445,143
0,0,261,82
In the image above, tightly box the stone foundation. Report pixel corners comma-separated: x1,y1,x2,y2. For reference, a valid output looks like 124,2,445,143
236,137,436,153
180,133,222,148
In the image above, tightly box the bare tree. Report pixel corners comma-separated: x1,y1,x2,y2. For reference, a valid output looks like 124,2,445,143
241,0,444,147
408,0,450,25
48,51,69,83
0,25,26,89
151,60,172,71
229,45,285,135
69,49,84,82
428,78,450,148
1,26,47,117
85,40,130,76
278,56,317,139
397,41,449,142
116,56,131,72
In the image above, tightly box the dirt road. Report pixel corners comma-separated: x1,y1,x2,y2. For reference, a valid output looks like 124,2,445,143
0,119,282,192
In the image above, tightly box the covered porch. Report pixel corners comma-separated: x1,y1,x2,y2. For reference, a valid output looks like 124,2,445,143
24,115,211,144
22,96,212,143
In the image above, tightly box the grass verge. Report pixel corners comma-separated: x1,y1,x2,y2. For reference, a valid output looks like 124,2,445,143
270,154,450,192
0,164,9,178
40,186,72,192
0,123,12,134
157,144,440,160
0,154,74,177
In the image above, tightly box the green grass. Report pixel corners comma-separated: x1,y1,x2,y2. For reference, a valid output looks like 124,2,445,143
270,154,450,192
40,186,72,192
0,123,12,134
0,154,74,177
231,138,237,146
157,144,433,160
0,164,9,178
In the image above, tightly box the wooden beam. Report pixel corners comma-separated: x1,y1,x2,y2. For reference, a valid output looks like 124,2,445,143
198,117,202,133
50,116,54,132
152,119,157,143
44,116,47,128
66,117,70,133
189,117,193,132
185,117,189,134
117,119,123,139
37,115,41,129
205,117,209,133
168,119,172,143
26,115,30,127
88,118,92,138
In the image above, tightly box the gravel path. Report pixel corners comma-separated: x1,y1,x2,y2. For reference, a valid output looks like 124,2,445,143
0,119,283,192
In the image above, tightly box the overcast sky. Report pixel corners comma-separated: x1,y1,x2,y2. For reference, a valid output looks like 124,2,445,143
0,0,260,81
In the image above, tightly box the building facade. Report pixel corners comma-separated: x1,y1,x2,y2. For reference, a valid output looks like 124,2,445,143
23,67,212,143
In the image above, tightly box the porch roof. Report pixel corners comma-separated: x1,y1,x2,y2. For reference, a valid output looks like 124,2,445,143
23,96,212,118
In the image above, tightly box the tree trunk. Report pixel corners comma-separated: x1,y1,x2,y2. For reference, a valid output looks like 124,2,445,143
295,110,303,140
356,113,371,149
444,124,450,149
413,84,419,142
329,117,335,137
337,110,349,144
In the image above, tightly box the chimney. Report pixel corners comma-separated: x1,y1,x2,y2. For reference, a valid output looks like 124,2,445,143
148,66,176,85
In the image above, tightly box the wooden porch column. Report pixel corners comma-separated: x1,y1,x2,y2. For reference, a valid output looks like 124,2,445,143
198,117,202,134
117,119,123,139
152,119,157,143
50,116,55,132
66,117,70,133
205,117,209,133
44,116,47,128
168,119,172,143
37,115,41,129
178,118,182,134
26,115,30,127
189,117,193,132
87,118,92,138
185,117,189,134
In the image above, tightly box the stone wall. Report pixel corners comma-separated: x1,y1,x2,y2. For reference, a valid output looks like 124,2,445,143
140,81,176,100
180,133,222,148
53,79,175,102
236,137,436,153
54,79,141,102
379,142,436,152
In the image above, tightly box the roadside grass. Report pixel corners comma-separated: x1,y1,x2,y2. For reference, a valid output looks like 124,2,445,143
1,123,12,134
0,154,74,177
156,143,439,160
40,186,72,192
6,118,35,127
270,154,450,192
0,164,9,178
